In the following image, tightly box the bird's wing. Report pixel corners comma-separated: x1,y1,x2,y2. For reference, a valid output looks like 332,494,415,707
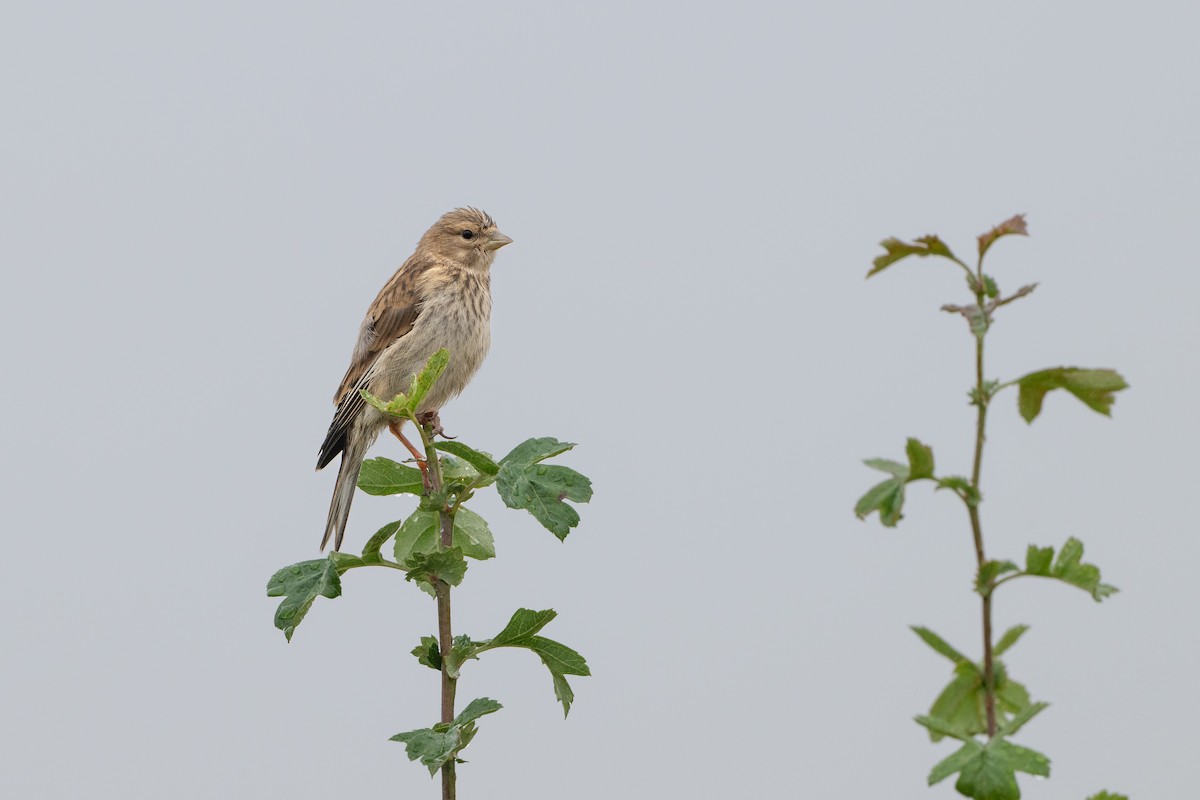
316,254,436,469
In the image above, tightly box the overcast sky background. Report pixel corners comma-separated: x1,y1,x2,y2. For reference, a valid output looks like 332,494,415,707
3,2,1197,798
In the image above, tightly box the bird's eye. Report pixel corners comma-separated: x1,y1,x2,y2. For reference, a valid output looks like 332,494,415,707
461,229,474,240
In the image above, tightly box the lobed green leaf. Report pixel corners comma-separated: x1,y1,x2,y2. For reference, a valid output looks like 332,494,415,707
390,698,500,777
390,727,461,777
412,635,441,671
1015,367,1129,423
869,235,962,277
496,462,593,540
977,214,1028,260
921,658,1035,742
475,608,590,717
266,556,342,642
1023,538,1118,601
403,548,468,587
854,477,906,526
928,735,1049,800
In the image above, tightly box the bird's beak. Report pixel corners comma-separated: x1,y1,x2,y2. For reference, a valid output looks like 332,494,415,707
486,231,513,250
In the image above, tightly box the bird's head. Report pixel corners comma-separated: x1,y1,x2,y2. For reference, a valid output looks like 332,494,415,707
421,207,512,267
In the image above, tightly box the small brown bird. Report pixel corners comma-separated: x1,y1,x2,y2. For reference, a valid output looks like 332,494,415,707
316,208,512,551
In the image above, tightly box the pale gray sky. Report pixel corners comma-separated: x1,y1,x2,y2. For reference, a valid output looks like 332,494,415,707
3,2,1197,798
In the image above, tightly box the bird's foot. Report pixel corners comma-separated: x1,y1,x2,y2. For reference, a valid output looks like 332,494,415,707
416,410,454,439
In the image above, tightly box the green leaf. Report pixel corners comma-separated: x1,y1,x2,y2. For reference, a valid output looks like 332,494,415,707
864,458,908,478
412,635,441,670
982,274,1000,298
993,625,1030,657
436,442,500,476
928,735,1049,800
405,348,450,414
360,520,400,562
527,635,590,677
856,441,939,527
927,663,986,741
1052,538,1119,601
976,560,1019,596
392,509,495,563
869,234,962,277
929,738,984,785
439,454,483,486
358,387,409,416
997,701,1048,737
389,696,502,777
266,557,342,641
403,548,467,587
977,214,1028,259
551,672,575,715
496,462,593,540
936,475,981,506
915,714,972,742
912,626,972,666
921,656,1036,742
390,727,461,776
906,438,935,480
1086,793,1130,800
485,608,558,646
358,457,424,496
1023,539,1118,600
500,437,576,467
1024,545,1054,576
327,551,365,571
454,697,503,727
476,608,590,717
854,477,905,527
445,635,480,679
451,507,496,559
394,510,440,563
1015,367,1129,423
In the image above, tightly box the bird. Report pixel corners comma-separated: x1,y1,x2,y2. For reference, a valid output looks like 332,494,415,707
316,208,512,551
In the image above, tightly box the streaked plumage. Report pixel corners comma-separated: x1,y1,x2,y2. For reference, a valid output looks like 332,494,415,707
317,208,511,550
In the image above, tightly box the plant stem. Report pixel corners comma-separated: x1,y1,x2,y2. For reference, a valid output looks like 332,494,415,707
969,272,998,739
416,420,458,800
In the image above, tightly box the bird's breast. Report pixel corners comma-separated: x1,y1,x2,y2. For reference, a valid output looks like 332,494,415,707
370,271,492,414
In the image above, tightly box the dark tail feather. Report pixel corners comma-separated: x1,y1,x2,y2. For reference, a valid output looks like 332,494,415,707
321,432,370,551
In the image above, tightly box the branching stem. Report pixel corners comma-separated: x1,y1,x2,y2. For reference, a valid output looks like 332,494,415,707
969,259,998,738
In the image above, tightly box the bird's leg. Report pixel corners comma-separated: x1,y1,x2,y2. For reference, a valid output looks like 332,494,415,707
389,419,431,489
416,410,454,439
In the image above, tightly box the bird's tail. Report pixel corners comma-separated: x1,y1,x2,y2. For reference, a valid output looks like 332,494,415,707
321,430,371,552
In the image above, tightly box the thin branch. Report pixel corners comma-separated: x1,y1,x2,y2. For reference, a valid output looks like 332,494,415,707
416,418,458,800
